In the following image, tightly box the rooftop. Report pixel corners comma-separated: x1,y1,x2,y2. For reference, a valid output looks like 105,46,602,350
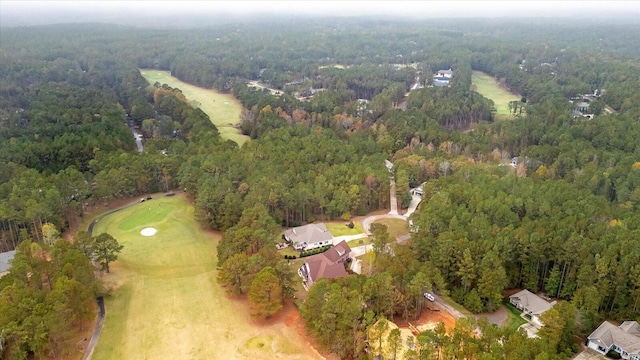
284,223,333,245
588,321,640,354
509,289,556,315
0,250,16,274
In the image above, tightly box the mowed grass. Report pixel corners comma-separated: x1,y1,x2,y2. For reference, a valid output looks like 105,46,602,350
472,71,521,120
139,69,250,146
324,221,365,236
372,218,409,238
92,195,316,360
502,300,528,332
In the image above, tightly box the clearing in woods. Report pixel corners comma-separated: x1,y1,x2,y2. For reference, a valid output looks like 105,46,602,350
139,69,250,146
471,70,521,120
91,194,321,360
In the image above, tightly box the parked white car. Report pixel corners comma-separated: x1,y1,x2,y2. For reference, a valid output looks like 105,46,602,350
424,292,435,302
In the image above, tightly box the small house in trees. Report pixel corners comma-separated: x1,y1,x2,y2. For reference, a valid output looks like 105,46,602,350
298,240,351,290
0,250,16,278
509,289,556,327
411,182,425,196
577,101,590,112
587,321,640,360
284,223,333,251
433,69,453,87
435,69,453,79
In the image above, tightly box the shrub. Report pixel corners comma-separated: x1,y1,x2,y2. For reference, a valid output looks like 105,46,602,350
346,221,354,229
606,350,622,359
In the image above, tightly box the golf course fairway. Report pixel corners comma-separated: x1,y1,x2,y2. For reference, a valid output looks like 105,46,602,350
471,71,521,120
139,69,250,146
91,194,321,360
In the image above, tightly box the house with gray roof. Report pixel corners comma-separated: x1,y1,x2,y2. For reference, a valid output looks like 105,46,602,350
509,289,556,327
298,240,351,290
284,223,333,251
0,250,16,278
587,321,640,359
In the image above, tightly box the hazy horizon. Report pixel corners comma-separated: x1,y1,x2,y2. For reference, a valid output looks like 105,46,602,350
1,0,639,27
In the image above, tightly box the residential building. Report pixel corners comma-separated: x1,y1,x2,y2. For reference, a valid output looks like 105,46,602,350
587,321,640,359
284,223,333,251
509,289,556,327
298,240,351,290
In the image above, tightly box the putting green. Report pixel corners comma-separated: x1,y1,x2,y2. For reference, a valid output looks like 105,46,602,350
139,69,250,146
471,71,521,120
91,194,319,360
118,203,175,231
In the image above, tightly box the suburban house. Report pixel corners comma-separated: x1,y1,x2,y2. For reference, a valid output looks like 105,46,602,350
509,289,556,327
577,101,590,112
0,250,16,278
587,321,640,360
284,223,334,251
433,68,453,87
298,240,351,290
435,69,453,79
411,182,425,196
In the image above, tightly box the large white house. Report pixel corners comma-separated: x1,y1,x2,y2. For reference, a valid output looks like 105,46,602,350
509,289,556,328
587,321,640,360
284,223,333,251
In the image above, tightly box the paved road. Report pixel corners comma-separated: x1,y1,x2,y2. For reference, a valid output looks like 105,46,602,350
404,193,422,218
127,117,143,154
349,244,373,274
82,297,105,360
433,294,467,320
388,179,399,215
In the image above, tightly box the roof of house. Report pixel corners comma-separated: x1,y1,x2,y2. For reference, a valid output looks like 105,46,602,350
0,250,16,274
588,321,640,354
437,69,453,75
323,240,351,263
577,101,590,108
509,289,556,316
304,241,351,283
284,223,333,245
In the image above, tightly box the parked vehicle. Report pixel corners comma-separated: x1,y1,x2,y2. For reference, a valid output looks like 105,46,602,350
424,292,435,302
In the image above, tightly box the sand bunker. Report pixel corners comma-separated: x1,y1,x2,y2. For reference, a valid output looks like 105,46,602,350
140,227,158,236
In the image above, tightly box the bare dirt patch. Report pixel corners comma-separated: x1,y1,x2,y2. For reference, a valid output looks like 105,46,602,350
395,306,457,334
232,299,327,359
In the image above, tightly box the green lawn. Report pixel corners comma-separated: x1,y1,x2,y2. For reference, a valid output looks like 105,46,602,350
471,71,521,120
372,218,409,238
324,221,365,236
347,237,371,248
91,194,315,360
139,69,250,146
502,299,528,332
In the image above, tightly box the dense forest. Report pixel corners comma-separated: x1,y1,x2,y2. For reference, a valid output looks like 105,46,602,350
1,16,639,359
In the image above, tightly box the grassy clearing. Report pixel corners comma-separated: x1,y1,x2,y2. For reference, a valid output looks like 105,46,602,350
347,237,371,248
324,221,365,236
372,218,409,238
92,194,318,360
502,300,527,332
139,69,250,146
471,71,521,120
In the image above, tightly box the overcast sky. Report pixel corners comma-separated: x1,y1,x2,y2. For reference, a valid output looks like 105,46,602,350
2,0,639,25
